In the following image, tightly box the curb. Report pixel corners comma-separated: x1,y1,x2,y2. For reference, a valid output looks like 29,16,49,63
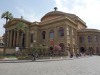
0,56,89,63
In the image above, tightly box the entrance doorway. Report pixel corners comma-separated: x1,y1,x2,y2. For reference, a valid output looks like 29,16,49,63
80,47,86,53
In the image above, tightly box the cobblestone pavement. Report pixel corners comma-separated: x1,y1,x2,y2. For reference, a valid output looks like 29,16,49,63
0,56,100,75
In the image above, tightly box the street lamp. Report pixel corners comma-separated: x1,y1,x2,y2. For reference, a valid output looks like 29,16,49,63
33,40,36,48
66,45,70,58
30,40,36,51
75,45,79,54
76,46,79,57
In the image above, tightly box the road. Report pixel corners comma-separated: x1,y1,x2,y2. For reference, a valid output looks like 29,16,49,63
0,56,100,75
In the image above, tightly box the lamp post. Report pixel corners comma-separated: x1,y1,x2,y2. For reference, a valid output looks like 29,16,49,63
68,48,70,58
77,47,79,54
32,40,36,61
33,40,36,53
76,46,79,57
33,40,36,48
66,45,70,58
31,40,36,53
73,45,77,57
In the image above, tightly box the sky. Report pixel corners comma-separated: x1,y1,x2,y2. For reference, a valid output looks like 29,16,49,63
0,0,100,36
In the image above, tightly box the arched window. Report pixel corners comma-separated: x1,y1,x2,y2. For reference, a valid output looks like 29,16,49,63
42,31,46,39
79,36,84,43
50,29,54,39
88,36,92,43
58,27,64,37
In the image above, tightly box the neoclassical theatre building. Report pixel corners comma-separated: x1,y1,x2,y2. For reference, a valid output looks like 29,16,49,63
4,7,100,55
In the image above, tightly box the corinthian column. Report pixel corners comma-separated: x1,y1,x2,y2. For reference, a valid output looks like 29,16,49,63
16,31,19,46
6,31,9,47
8,30,10,47
13,30,15,47
10,30,13,47
26,31,29,48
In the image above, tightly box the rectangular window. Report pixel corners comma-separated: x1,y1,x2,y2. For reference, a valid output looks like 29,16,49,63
88,36,92,43
94,35,98,42
58,27,64,37
50,32,54,39
79,37,84,43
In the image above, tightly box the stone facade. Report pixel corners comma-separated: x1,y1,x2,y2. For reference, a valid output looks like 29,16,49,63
3,8,100,55
0,36,4,48
78,29,100,55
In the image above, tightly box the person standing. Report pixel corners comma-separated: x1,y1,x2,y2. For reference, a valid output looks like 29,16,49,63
32,52,36,61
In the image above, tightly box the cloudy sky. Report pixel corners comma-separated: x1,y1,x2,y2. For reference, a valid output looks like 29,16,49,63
0,0,100,36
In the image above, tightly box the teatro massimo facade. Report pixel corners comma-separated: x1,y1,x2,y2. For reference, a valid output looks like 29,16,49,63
3,7,100,55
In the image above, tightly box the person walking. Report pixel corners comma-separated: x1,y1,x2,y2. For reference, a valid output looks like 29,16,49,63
32,53,36,61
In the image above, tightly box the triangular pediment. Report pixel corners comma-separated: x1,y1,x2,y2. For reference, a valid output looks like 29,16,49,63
4,18,32,28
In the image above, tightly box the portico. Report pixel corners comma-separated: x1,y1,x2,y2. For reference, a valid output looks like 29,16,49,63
3,8,100,55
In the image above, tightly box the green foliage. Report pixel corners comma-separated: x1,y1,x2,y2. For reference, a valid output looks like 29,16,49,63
16,22,29,33
31,45,49,56
32,47,37,52
39,45,48,52
0,54,17,59
0,56,4,59
17,55,32,60
49,46,53,50
1,11,13,23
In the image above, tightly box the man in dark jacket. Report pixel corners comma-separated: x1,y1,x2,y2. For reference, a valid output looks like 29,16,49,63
32,53,36,61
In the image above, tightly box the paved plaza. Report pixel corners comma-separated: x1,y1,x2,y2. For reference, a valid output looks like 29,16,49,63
0,56,100,75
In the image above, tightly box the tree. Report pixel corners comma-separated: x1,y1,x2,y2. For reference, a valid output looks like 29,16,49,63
1,11,13,55
33,45,48,57
16,21,29,48
16,22,28,32
1,11,13,23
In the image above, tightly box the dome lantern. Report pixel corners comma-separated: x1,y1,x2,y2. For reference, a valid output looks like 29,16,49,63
54,7,58,11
